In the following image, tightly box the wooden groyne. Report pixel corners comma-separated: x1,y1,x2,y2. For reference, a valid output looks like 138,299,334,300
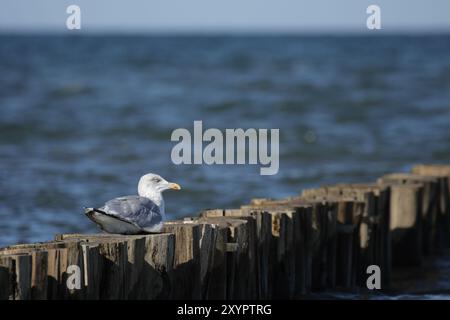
1,164,450,300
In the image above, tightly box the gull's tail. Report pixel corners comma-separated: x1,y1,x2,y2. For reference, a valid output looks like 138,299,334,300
84,207,107,217
83,206,144,234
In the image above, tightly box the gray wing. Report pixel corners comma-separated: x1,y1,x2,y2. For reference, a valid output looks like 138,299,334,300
100,195,162,231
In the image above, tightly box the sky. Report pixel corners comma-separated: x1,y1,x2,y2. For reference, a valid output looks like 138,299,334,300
0,0,450,33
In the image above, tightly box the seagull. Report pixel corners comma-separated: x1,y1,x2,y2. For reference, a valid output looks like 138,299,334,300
84,173,181,234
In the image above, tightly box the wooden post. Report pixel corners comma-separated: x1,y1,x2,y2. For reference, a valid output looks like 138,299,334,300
310,202,332,291
163,222,202,299
412,164,450,246
228,218,256,299
240,202,297,298
197,220,228,300
389,184,423,266
0,241,83,300
302,184,391,288
271,211,295,299
30,250,48,299
223,211,258,300
58,233,175,300
0,256,13,299
79,242,101,299
241,198,325,296
377,184,391,288
0,253,31,300
221,211,259,299
182,218,228,300
248,211,273,299
335,201,358,288
298,205,313,294
203,209,274,299
379,173,440,255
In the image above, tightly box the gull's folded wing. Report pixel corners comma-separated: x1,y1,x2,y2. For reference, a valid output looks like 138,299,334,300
85,195,163,234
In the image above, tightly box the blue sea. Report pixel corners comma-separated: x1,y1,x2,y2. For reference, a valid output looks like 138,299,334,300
1,34,450,297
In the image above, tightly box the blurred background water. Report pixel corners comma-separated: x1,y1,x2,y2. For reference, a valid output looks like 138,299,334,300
0,34,450,249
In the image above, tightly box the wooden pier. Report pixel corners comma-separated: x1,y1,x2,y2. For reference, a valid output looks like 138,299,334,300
1,164,450,300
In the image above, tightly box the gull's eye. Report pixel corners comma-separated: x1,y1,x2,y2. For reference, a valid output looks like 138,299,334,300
152,177,161,183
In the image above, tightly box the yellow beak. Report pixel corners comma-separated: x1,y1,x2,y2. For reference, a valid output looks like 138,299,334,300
169,182,181,190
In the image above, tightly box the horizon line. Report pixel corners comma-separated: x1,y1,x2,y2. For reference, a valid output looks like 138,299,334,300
1,28,450,36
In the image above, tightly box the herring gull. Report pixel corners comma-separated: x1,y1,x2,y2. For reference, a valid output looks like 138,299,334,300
84,173,181,234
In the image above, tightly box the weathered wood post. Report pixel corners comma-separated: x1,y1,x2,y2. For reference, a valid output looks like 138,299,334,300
0,240,87,300
412,164,450,246
162,222,202,299
240,202,299,298
193,217,229,300
56,233,175,299
197,212,258,300
388,183,423,266
241,198,335,295
0,253,31,300
378,173,440,255
302,183,391,288
0,256,12,299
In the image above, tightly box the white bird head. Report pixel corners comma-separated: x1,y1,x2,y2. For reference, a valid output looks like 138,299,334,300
138,173,181,199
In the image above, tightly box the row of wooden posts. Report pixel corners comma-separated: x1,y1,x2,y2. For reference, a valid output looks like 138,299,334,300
1,164,450,299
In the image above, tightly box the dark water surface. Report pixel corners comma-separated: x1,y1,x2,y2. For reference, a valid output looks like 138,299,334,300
1,35,450,269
